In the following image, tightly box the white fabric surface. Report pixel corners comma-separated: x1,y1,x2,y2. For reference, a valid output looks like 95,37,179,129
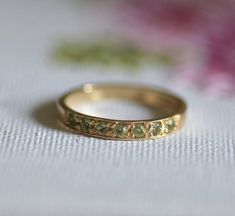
0,1,235,215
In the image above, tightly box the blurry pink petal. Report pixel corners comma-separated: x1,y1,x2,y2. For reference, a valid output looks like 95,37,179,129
110,0,235,96
203,71,235,97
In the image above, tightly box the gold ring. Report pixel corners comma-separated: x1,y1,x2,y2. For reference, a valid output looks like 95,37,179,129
57,84,186,140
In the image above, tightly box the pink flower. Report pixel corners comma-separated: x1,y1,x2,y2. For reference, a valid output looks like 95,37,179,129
114,0,235,96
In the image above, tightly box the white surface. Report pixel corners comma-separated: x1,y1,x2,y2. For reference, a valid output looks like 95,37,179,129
0,1,235,215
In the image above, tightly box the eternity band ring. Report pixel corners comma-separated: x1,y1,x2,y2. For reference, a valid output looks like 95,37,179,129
57,84,187,140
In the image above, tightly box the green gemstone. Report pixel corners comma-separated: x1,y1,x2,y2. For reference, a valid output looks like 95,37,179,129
68,113,79,128
96,122,109,135
114,123,128,138
81,118,92,133
151,122,163,136
133,123,146,138
165,119,175,132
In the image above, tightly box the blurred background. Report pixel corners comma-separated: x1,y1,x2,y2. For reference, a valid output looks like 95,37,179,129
0,0,235,215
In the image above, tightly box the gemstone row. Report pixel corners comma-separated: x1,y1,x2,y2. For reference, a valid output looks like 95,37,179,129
65,111,177,139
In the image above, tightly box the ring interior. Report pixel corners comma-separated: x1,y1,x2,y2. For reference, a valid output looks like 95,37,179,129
63,85,185,120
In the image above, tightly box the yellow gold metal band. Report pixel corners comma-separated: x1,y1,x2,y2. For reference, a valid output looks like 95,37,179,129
57,84,187,140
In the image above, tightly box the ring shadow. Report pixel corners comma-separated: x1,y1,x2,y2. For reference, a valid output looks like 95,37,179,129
32,100,65,132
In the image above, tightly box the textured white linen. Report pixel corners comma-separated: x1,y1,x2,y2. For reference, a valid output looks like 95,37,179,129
0,1,235,215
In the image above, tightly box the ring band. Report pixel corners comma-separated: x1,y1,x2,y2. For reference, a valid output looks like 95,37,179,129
57,84,186,140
